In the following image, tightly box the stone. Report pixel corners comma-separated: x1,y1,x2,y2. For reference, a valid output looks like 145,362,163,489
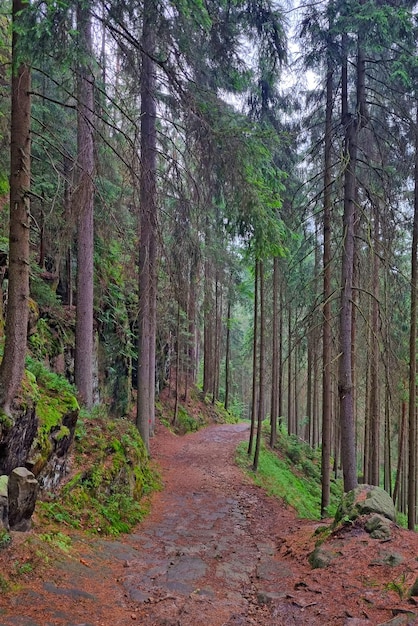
378,614,417,625
334,485,396,525
364,514,392,539
0,475,8,498
409,576,418,597
0,475,9,530
8,467,39,531
308,546,336,569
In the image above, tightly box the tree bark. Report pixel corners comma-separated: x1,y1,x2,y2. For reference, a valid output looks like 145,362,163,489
0,0,31,414
369,208,380,486
253,260,265,472
224,298,231,412
270,256,279,447
408,104,418,529
248,260,259,456
74,0,95,409
321,57,333,516
137,0,158,452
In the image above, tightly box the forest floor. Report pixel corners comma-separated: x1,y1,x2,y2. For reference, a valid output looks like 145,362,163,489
1,421,418,625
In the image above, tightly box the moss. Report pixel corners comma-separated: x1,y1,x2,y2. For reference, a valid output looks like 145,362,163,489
0,410,14,430
39,408,159,536
54,426,70,441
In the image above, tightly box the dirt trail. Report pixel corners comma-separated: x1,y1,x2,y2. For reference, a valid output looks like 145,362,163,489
0,422,417,626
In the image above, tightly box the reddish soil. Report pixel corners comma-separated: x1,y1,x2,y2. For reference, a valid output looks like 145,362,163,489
1,422,418,625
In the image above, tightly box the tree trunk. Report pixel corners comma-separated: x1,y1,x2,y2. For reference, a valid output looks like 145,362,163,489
248,260,259,456
287,305,293,434
172,303,181,427
74,1,95,409
270,256,279,447
408,105,418,529
253,260,265,472
321,57,333,516
225,298,231,412
203,255,214,397
338,33,364,493
137,0,157,452
369,208,380,486
393,395,406,507
0,0,31,414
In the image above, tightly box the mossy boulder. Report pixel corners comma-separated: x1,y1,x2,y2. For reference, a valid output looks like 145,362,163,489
364,514,392,540
0,359,79,492
334,484,395,526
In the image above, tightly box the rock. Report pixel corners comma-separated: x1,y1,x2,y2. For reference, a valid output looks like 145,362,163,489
409,577,418,597
378,614,417,625
8,467,39,531
334,485,396,525
0,475,9,530
308,546,336,569
381,552,404,567
364,514,392,539
0,407,39,475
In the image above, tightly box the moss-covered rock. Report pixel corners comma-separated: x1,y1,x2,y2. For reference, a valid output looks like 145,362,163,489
0,358,79,492
364,514,392,539
334,485,395,526
38,409,159,535
308,545,337,569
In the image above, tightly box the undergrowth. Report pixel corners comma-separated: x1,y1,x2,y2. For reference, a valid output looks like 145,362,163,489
156,387,239,435
38,406,160,535
236,427,342,519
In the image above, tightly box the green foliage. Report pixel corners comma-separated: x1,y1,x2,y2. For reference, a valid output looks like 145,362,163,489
385,574,408,600
0,174,8,196
39,407,159,536
176,404,204,433
13,561,33,576
213,400,240,424
0,528,11,550
0,574,10,592
30,265,62,310
236,431,342,519
39,531,72,554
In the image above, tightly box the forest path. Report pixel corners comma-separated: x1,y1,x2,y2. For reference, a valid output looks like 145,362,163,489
0,421,416,625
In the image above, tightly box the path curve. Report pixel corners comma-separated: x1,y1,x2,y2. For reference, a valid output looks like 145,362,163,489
116,422,317,626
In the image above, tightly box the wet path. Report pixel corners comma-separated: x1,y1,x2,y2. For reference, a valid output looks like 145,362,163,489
0,423,319,625
116,422,301,626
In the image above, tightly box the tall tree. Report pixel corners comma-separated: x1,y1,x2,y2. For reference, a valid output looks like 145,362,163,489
321,45,333,516
408,104,418,529
137,0,158,451
0,0,31,414
74,0,95,408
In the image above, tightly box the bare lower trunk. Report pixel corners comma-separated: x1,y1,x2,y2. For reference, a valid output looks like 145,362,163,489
248,260,259,456
270,256,279,447
253,260,265,472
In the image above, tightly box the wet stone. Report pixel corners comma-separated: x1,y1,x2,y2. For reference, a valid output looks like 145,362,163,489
165,580,195,594
43,582,96,600
96,540,141,562
256,560,293,582
0,616,41,626
167,556,207,582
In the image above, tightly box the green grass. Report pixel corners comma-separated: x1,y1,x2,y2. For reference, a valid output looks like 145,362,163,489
236,431,342,520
